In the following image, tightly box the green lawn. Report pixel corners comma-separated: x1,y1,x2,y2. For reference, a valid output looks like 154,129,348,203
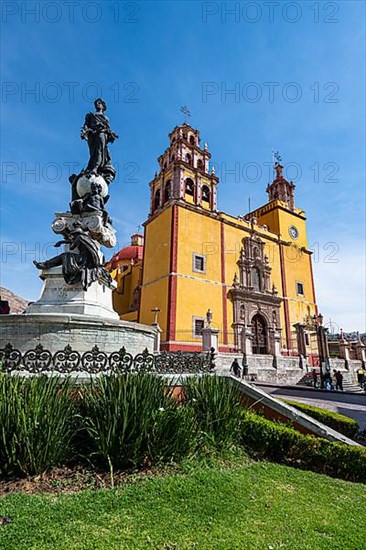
0,461,365,550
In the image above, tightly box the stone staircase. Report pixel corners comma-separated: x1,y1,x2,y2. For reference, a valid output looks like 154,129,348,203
296,370,365,393
342,372,365,394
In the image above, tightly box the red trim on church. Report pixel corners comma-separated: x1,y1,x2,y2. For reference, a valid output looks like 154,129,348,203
220,221,228,345
166,205,179,344
308,253,318,315
279,243,292,351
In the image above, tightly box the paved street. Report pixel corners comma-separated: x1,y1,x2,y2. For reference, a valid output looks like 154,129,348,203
255,385,366,431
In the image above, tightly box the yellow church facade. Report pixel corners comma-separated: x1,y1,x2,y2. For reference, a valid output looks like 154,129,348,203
108,123,319,361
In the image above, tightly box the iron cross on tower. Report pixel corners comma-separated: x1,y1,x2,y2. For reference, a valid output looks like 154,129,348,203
272,149,282,166
180,105,191,123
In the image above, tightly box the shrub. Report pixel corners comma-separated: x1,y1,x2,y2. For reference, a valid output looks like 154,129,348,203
183,375,243,448
80,373,196,470
0,374,77,476
240,411,366,483
284,400,359,439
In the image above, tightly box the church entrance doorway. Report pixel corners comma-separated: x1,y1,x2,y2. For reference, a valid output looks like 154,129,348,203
251,314,268,354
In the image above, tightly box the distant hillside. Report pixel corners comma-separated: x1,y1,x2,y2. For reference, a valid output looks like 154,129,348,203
0,286,29,314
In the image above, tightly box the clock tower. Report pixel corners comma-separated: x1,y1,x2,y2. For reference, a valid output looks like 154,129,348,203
245,160,317,352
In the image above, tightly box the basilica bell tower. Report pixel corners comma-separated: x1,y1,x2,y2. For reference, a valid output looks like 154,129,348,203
148,123,219,215
266,162,296,211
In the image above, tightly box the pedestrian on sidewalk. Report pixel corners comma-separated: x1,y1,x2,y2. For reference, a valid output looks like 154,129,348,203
230,358,241,378
357,367,365,387
335,370,344,391
323,371,332,391
311,369,318,388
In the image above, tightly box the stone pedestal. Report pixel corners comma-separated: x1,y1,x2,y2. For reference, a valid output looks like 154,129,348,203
202,327,219,352
26,267,119,320
152,322,163,352
241,326,253,355
339,341,350,362
0,264,158,357
274,331,282,356
0,313,156,355
355,341,366,363
53,211,117,248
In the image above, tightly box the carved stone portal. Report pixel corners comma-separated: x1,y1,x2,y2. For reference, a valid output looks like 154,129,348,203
229,234,282,355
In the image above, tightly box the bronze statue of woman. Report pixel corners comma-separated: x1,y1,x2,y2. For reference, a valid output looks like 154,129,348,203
81,98,119,183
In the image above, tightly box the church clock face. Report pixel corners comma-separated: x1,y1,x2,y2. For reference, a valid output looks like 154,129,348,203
289,225,299,240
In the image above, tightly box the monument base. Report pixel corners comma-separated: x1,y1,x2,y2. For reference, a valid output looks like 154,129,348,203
0,266,157,357
0,313,156,355
26,266,119,320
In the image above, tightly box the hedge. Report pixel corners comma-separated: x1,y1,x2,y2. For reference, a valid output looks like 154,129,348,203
240,412,366,483
284,400,359,439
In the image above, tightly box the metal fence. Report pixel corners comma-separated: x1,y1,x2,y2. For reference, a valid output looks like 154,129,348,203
0,343,214,375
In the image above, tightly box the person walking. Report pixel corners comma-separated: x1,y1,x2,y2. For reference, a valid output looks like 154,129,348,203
230,358,241,378
335,370,344,391
357,368,365,387
323,371,332,391
311,369,318,388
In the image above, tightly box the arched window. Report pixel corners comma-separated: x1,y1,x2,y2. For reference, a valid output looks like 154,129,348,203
251,314,268,354
185,153,192,165
185,178,194,197
189,135,195,145
202,185,210,203
164,180,172,203
251,267,261,291
154,189,161,211
163,161,167,169
197,158,204,170
183,132,187,140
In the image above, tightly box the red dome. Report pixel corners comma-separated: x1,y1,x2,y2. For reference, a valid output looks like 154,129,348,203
108,245,143,269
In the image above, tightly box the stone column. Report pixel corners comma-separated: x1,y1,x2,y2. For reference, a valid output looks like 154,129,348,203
241,325,253,355
151,308,162,352
233,322,244,352
294,323,307,357
152,323,162,352
274,329,282,356
202,327,219,352
294,322,307,370
339,340,350,362
317,324,330,377
355,333,366,364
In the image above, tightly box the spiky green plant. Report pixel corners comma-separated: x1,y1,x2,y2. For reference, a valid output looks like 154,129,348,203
80,373,196,470
0,374,77,476
183,375,243,448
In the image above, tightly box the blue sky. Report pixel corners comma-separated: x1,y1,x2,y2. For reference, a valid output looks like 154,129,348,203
1,0,365,330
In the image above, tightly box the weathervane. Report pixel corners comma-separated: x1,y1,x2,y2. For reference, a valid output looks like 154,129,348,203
180,105,191,123
272,149,282,166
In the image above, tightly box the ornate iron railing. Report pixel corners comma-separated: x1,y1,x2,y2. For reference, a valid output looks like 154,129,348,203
0,343,214,375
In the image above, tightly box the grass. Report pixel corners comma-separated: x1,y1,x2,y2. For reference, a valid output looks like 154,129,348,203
0,459,365,549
